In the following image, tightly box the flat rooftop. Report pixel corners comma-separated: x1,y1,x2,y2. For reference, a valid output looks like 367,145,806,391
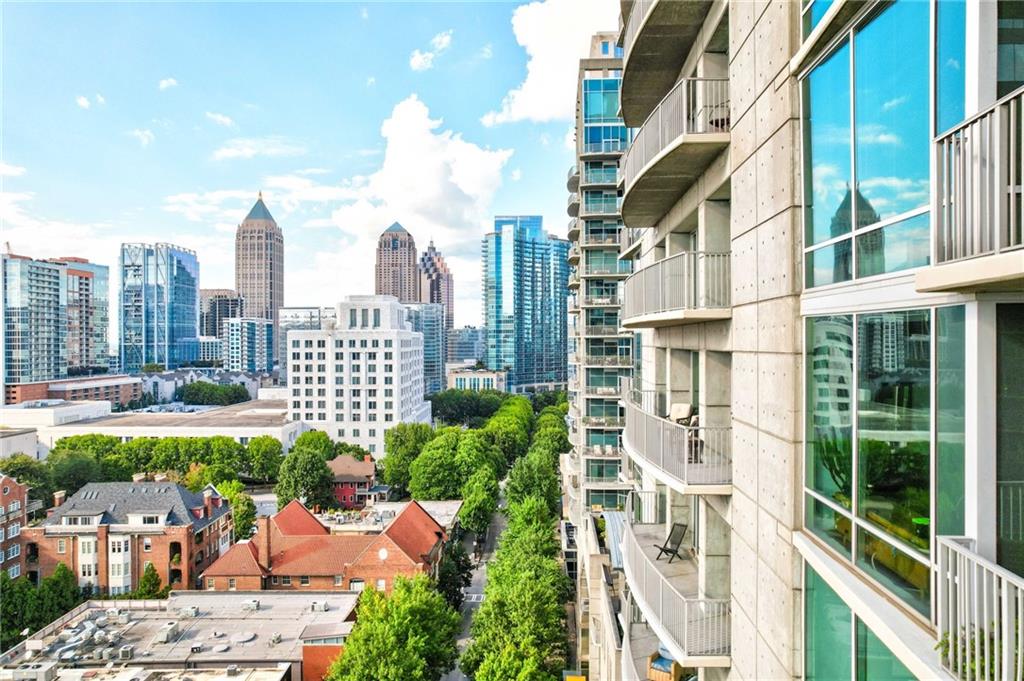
54,667,289,681
316,500,463,533
0,427,36,439
8,592,357,668
56,401,291,429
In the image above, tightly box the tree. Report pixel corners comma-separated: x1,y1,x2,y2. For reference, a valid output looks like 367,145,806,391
183,463,237,492
51,434,121,460
454,430,503,481
483,416,529,466
0,453,52,503
459,467,498,536
291,430,336,460
181,382,249,406
530,390,566,413
335,441,372,461
141,363,165,373
117,437,158,471
135,562,163,598
208,436,244,470
505,451,559,515
434,540,473,610
228,492,256,538
409,432,461,500
274,446,335,510
245,435,284,481
326,575,460,681
382,423,435,497
46,449,102,497
429,389,505,425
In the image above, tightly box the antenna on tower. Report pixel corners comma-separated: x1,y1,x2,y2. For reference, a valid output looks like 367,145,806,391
3,242,11,255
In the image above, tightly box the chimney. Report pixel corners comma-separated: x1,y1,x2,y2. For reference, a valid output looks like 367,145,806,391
203,488,214,518
255,516,272,569
53,490,66,508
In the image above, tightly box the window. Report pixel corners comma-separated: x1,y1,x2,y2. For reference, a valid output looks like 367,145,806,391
57,538,66,554
334,575,343,587
282,576,292,585
349,579,364,592
805,566,851,679
142,515,160,525
300,575,310,586
271,576,279,585
7,565,20,579
143,538,152,552
228,578,237,591
375,578,386,591
207,578,215,590
7,523,19,538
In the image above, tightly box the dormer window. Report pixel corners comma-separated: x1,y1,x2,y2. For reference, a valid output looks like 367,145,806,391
142,515,160,525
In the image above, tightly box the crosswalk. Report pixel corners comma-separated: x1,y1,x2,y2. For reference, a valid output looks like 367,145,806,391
464,593,484,603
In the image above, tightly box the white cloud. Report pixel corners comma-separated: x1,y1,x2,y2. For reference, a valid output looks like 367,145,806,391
510,168,522,181
563,126,575,150
94,94,106,105
295,168,332,176
128,129,155,147
205,111,235,127
882,95,908,111
75,96,90,109
481,0,618,126
360,7,369,19
211,136,307,161
366,76,376,87
479,43,493,60
410,29,454,71
0,162,26,177
158,78,178,90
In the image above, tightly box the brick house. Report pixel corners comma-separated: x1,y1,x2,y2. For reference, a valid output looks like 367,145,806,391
202,499,445,592
22,482,232,593
0,475,30,578
326,455,388,509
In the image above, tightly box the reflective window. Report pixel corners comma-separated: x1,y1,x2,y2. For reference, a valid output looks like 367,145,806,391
856,619,915,680
854,213,930,278
805,566,851,680
806,315,853,503
998,2,1024,97
805,42,851,247
806,495,852,557
937,0,966,132
936,305,966,537
805,240,852,289
856,526,930,616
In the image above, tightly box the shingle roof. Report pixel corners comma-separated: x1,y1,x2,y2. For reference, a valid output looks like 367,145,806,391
271,535,374,575
203,540,267,577
244,195,276,223
384,500,445,564
273,499,329,536
44,482,229,531
326,455,375,482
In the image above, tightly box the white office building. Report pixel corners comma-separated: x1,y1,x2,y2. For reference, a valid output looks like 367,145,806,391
285,296,432,456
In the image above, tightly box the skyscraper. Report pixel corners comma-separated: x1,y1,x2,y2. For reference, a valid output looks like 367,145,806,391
482,216,569,392
276,306,336,382
374,223,419,303
418,241,454,329
119,243,199,373
404,302,446,396
235,193,284,357
447,326,486,363
50,257,109,374
222,317,274,373
199,288,243,338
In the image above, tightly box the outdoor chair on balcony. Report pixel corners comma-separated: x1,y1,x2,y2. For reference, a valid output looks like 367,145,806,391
653,523,688,563
648,647,684,681
685,414,704,464
669,403,694,426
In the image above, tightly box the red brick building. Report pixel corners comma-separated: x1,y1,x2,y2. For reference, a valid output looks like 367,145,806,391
202,499,445,592
0,475,30,579
3,375,143,407
326,455,387,509
22,482,233,593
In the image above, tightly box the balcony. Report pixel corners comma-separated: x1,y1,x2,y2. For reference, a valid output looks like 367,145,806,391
580,445,624,458
568,272,580,290
581,139,629,158
568,245,581,265
622,494,731,666
568,192,580,218
583,261,633,278
580,195,623,218
582,415,626,428
581,233,620,247
583,354,633,368
935,536,1024,680
622,384,732,494
621,0,713,126
917,85,1024,292
584,475,632,488
584,325,630,337
582,294,621,307
581,166,620,187
620,227,643,260
568,218,580,240
585,384,621,398
622,251,731,328
567,165,580,192
621,78,730,229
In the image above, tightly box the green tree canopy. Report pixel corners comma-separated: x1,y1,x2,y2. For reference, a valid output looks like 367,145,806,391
135,562,164,598
434,540,473,610
335,441,372,461
382,423,435,498
459,466,498,536
274,446,335,510
291,430,336,460
46,449,102,498
245,435,284,482
408,432,461,500
0,453,52,503
181,382,250,406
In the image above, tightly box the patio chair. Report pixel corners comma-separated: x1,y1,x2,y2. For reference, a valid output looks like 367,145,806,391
648,647,684,681
653,522,688,563
685,414,704,464
668,403,694,426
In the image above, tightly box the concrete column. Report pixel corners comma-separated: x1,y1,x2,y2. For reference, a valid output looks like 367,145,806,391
701,350,732,429
699,498,731,600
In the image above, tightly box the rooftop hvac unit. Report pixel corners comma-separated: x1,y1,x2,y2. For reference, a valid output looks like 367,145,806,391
118,646,134,661
242,599,260,612
101,648,115,661
309,601,328,612
154,621,179,644
180,606,199,618
189,645,202,654
226,666,240,677
12,661,58,681
105,609,120,619
269,633,281,645
117,612,131,625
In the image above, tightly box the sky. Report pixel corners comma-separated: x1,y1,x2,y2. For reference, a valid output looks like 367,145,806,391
0,0,619,329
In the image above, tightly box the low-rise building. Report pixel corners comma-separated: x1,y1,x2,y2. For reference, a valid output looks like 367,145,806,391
22,482,233,593
445,367,508,392
0,428,38,459
0,475,30,579
142,369,263,403
325,456,386,509
315,500,463,537
202,499,444,593
45,375,143,407
0,401,112,457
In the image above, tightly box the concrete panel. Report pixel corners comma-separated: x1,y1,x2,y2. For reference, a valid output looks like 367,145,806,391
703,318,733,352
730,156,758,240
757,506,794,585
756,295,801,354
755,120,800,225
756,556,795,676
755,71,799,149
754,1,797,98
729,596,757,681
757,429,798,529
730,34,757,122
703,350,732,406
731,351,758,426
731,302,758,353
756,629,794,680
756,351,799,442
756,208,800,301
730,525,758,620
729,0,756,64
731,106,758,170
731,419,759,499
732,228,759,306
730,487,759,552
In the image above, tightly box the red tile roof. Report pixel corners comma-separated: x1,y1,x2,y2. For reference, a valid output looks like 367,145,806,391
271,535,374,576
326,455,375,483
273,499,329,536
202,541,266,577
383,501,445,564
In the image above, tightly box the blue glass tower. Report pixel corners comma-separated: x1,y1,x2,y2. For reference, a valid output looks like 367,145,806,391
482,216,570,392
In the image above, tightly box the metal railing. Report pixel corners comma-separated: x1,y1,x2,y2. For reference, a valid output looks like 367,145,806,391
583,139,629,155
585,384,620,396
567,165,579,182
582,294,621,306
1000,481,1024,542
583,354,633,367
581,196,623,216
622,381,732,486
623,251,730,320
622,495,731,658
934,84,1024,264
579,445,623,458
568,192,580,208
584,325,627,337
582,415,625,427
582,233,620,246
620,227,643,254
623,0,656,66
623,78,731,195
935,536,1024,680
568,218,580,236
583,166,619,185
583,261,633,276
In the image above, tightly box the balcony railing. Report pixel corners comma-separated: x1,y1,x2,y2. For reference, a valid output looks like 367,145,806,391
582,415,625,428
567,165,580,192
580,445,623,458
622,382,732,488
999,480,1024,542
568,192,580,217
620,227,643,255
583,139,629,155
582,233,620,247
623,493,731,661
623,78,730,196
568,218,580,239
583,354,632,367
623,251,730,321
935,536,1024,680
934,84,1024,264
582,294,621,306
585,384,620,397
584,325,628,337
622,0,655,67
583,261,633,277
583,166,619,185
581,196,623,216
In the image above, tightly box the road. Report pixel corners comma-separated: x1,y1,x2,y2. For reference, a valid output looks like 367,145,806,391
442,499,507,681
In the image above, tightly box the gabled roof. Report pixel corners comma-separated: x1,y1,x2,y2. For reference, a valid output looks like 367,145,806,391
383,500,445,564
273,499,329,536
203,540,267,577
271,535,374,575
244,194,276,223
383,222,408,234
44,482,228,531
326,455,375,482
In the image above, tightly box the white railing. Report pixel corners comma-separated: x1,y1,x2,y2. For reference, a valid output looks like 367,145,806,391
623,78,731,196
934,84,1024,264
580,445,623,458
568,192,580,208
583,355,632,367
568,218,580,235
621,510,731,658
582,415,626,427
623,251,730,320
622,625,641,681
623,0,656,66
584,325,627,337
582,294,621,306
1000,481,1024,543
582,233,620,246
586,385,620,396
936,536,1024,680
620,227,643,254
622,386,732,487
583,262,633,277
583,139,629,155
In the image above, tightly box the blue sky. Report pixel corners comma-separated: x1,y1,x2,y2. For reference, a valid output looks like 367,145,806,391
0,0,618,326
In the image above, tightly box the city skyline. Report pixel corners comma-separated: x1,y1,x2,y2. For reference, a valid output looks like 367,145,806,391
0,1,619,327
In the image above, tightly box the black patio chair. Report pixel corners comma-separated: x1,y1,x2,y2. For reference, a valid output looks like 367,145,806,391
653,522,688,563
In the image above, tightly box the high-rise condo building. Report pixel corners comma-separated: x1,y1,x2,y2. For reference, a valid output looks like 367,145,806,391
418,241,454,329
446,326,486,363
1,254,67,402
482,216,570,393
119,243,199,373
404,302,446,396
49,257,109,374
562,34,634,654
199,288,243,338
374,223,420,303
276,306,336,382
285,296,432,456
568,3,1024,681
235,193,284,358
222,317,273,373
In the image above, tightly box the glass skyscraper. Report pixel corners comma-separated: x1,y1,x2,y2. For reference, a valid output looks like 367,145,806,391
119,243,200,373
482,216,570,392
405,302,445,396
1,254,68,388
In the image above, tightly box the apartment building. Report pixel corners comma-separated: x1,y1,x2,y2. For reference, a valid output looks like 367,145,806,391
404,302,446,396
567,2,1024,681
285,296,432,456
199,288,243,338
22,482,233,593
49,258,110,374
446,367,507,392
276,306,336,381
0,475,31,579
222,317,274,372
